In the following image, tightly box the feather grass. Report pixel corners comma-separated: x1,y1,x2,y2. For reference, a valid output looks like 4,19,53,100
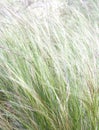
0,0,99,130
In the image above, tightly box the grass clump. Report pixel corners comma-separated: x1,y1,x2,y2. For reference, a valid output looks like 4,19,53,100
0,0,99,130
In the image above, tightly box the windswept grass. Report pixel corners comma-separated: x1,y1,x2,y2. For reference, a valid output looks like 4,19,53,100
0,0,99,130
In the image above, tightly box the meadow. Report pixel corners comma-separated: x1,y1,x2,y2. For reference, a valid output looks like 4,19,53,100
0,0,99,130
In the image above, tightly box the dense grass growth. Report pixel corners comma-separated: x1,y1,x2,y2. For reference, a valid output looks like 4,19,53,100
0,0,99,130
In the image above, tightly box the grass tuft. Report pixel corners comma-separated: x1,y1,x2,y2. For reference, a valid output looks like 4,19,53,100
0,0,99,130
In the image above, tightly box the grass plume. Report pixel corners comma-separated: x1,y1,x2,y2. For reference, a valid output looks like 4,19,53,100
0,0,99,130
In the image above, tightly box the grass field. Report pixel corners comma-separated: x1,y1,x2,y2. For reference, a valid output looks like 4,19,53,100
0,0,99,130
